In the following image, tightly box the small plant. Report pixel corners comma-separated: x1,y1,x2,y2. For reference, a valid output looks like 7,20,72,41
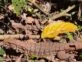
12,0,27,15
66,32,73,41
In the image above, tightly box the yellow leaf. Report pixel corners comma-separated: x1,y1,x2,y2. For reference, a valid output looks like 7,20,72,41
41,21,78,38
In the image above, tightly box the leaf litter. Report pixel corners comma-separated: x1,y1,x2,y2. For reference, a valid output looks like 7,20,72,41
0,0,82,62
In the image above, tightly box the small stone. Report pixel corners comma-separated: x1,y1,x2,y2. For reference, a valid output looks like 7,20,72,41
57,51,69,60
46,55,55,61
26,17,34,24
7,30,13,34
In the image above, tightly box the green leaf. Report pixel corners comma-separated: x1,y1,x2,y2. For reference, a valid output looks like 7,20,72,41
12,0,27,15
30,54,37,60
80,16,82,21
66,33,73,40
0,57,4,62
78,25,82,30
0,47,5,56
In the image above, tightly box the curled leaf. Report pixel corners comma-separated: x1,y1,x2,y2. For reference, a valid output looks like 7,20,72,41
41,21,78,38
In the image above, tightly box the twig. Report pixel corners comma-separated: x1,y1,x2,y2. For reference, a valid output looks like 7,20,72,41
3,39,82,56
78,3,82,19
48,5,75,20
0,34,40,40
28,0,49,16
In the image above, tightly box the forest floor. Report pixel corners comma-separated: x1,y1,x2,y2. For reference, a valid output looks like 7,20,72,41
0,0,82,62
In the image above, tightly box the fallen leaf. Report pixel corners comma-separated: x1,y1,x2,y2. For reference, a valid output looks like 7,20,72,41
41,21,78,38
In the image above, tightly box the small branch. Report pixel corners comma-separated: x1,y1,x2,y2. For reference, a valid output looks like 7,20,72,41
3,39,82,56
0,34,40,40
48,5,75,20
28,0,49,16
78,3,82,19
